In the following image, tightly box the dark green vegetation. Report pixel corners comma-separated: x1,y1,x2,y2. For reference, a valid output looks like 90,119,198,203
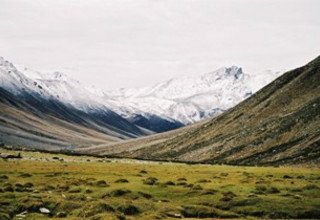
82,56,320,166
0,149,320,219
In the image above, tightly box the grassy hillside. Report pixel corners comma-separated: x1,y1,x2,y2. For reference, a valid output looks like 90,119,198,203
0,149,319,219
86,56,320,166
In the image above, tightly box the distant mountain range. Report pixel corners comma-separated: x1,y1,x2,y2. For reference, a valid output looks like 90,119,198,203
0,57,148,150
0,56,280,152
106,66,280,126
80,56,320,166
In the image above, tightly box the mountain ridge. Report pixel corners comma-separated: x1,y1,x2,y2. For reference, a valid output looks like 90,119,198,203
3,56,280,132
0,55,283,155
0,57,152,150
106,66,280,124
81,56,320,166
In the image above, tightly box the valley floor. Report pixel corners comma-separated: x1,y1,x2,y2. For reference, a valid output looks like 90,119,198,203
0,149,319,220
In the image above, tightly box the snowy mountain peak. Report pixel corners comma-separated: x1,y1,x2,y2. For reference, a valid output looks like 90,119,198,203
105,65,280,124
104,65,249,124
203,66,243,82
0,57,16,71
50,71,70,81
0,56,7,63
0,57,52,97
225,66,243,79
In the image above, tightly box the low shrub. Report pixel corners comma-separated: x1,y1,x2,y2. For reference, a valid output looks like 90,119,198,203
57,185,69,192
191,185,203,191
85,189,93,194
220,196,233,202
222,191,237,198
176,182,187,186
0,175,8,179
163,181,175,186
80,203,115,217
181,205,237,218
201,189,218,195
56,211,67,218
3,186,14,192
231,197,262,207
143,177,158,185
267,186,280,194
138,191,152,199
255,185,267,192
140,170,148,174
117,204,140,215
197,179,211,183
185,183,194,188
95,180,109,187
283,175,293,179
69,187,81,193
19,173,32,178
105,189,132,197
115,178,129,183
23,182,34,188
42,185,55,191
302,184,319,190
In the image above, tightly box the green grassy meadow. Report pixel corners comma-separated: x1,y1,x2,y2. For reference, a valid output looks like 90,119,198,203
0,149,319,219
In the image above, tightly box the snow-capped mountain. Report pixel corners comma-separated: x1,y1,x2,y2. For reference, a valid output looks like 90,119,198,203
106,67,281,124
0,57,149,150
18,66,112,112
0,56,281,134
0,57,51,97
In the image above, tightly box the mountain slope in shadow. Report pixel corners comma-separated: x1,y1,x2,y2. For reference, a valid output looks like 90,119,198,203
0,56,156,151
87,56,320,166
0,88,148,151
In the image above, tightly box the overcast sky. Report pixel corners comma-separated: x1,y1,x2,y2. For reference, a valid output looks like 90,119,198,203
1,0,319,89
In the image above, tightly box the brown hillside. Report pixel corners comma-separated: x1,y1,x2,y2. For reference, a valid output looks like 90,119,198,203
84,56,320,166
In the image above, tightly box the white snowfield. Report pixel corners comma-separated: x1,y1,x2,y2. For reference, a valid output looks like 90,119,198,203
0,56,281,125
